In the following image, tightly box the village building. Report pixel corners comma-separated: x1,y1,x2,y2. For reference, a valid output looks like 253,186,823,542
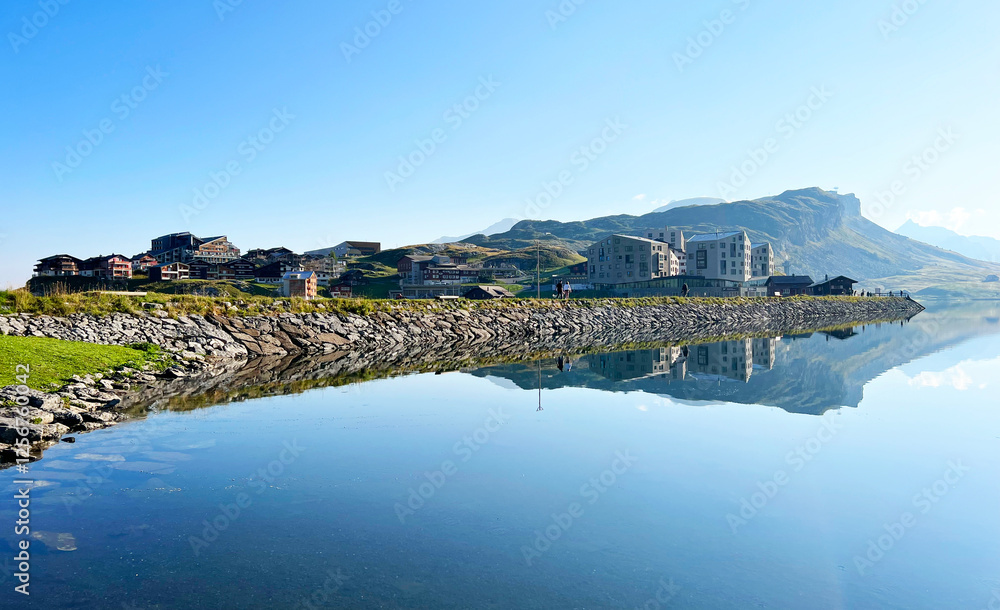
281,270,318,299
808,275,857,296
684,231,752,282
78,254,133,280
327,283,353,298
302,254,347,277
148,262,190,282
765,275,815,296
150,233,240,264
130,253,159,272
463,285,515,300
586,235,674,285
751,243,774,279
34,255,83,277
218,260,257,281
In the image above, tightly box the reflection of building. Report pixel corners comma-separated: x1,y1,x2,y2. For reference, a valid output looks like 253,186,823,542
588,347,686,381
752,338,776,369
689,339,753,382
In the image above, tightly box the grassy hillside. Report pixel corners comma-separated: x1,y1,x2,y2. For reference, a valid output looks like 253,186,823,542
466,188,1000,295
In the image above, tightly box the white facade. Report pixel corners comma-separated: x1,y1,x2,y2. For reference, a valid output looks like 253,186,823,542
586,235,673,285
684,231,752,282
751,243,774,279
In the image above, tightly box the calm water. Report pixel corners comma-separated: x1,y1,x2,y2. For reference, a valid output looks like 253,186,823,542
2,301,999,609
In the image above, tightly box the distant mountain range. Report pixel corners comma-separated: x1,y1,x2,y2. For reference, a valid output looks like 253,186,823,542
895,220,1000,265
461,188,1000,297
433,218,519,244
651,197,726,213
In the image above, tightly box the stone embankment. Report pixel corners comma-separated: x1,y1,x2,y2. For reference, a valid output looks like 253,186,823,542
0,297,924,360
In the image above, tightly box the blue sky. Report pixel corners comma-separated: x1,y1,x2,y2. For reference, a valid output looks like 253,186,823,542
2,0,998,285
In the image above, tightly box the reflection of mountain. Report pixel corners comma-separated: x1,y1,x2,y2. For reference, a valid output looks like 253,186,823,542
469,302,999,415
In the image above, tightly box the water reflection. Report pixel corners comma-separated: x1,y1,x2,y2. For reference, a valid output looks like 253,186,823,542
94,300,991,422
471,301,999,414
3,300,999,609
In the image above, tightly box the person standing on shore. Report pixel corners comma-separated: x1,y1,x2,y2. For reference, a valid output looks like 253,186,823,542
563,282,572,299
556,281,563,299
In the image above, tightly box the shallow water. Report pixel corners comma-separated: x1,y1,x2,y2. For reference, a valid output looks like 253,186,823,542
2,300,998,608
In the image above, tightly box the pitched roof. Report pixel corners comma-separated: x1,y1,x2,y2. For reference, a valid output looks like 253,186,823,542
687,231,743,243
465,285,514,298
282,271,317,280
37,254,82,263
808,275,858,288
766,275,814,285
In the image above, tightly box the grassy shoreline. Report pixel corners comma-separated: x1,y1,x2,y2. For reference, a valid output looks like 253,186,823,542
0,288,914,319
0,336,171,391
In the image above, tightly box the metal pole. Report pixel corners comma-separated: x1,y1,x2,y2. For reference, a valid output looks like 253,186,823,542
536,240,541,299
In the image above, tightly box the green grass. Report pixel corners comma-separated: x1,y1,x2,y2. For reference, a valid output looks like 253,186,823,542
0,336,169,391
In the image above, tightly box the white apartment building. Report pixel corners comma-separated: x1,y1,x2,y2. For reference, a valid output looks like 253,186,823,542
684,230,752,282
751,243,774,279
645,228,687,275
586,235,673,284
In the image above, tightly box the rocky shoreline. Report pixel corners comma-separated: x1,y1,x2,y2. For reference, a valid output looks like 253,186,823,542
0,297,924,360
0,297,924,461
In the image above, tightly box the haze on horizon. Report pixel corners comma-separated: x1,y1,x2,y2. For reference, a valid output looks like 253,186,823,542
2,0,998,285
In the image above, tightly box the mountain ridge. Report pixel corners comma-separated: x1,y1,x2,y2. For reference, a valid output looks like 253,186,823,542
462,188,1000,295
895,220,1000,264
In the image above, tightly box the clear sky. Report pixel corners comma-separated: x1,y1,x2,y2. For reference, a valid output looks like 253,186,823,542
2,0,998,285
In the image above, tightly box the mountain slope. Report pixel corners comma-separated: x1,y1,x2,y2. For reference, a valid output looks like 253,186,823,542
433,218,519,244
464,188,1000,294
895,220,1000,264
652,197,726,213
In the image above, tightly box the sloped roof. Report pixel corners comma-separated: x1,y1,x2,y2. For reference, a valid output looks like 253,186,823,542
765,275,814,285
808,275,858,288
687,231,743,243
